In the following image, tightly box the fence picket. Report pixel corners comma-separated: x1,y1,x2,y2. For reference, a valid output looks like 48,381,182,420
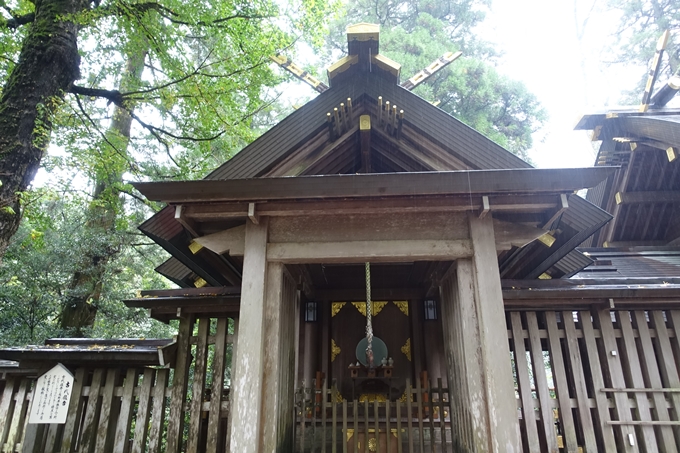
579,310,617,451
341,399,346,453
437,378,446,453
405,380,413,453
79,368,104,453
94,368,119,452
618,311,658,451
0,377,16,447
60,368,86,453
651,311,680,432
4,378,27,453
148,368,169,453
524,312,559,452
633,310,677,452
131,368,154,453
545,311,578,451
112,368,138,453
597,309,639,452
510,312,540,451
207,317,228,453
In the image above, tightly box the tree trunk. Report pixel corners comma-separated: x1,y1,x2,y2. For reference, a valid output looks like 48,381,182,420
0,0,87,259
60,47,147,333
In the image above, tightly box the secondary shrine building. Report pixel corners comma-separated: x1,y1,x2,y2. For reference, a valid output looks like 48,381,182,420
1,24,680,453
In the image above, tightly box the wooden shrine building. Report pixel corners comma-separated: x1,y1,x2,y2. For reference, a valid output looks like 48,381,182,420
1,24,680,453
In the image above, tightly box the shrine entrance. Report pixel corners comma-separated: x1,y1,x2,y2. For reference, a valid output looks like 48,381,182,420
221,205,525,453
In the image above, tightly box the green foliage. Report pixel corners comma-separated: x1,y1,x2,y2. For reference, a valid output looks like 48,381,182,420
0,0,336,342
0,188,176,345
607,0,680,99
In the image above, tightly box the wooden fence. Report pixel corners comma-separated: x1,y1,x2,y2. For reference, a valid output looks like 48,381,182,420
508,308,680,453
295,378,452,453
0,315,236,453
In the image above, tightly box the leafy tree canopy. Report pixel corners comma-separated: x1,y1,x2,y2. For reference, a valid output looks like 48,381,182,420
0,0,337,342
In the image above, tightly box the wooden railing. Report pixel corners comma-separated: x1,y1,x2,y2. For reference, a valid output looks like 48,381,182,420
508,308,680,453
295,378,452,453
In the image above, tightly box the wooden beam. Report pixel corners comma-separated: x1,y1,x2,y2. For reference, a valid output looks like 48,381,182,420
134,167,617,204
266,239,473,263
603,240,668,248
639,30,670,112
181,194,571,221
615,191,680,205
542,193,568,229
651,75,680,107
602,158,635,245
493,218,546,250
195,216,540,255
360,115,371,173
174,205,199,237
479,195,490,219
248,202,259,224
628,138,673,151
139,286,239,297
270,54,329,93
269,212,469,244
400,51,462,90
314,287,425,301
194,225,245,255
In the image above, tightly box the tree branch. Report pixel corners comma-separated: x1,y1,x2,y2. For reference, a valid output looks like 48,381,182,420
72,94,139,177
102,1,269,28
70,85,125,106
1,12,34,28
116,185,156,209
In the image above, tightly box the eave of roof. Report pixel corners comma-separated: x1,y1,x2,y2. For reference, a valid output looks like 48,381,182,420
133,167,616,204
0,339,173,366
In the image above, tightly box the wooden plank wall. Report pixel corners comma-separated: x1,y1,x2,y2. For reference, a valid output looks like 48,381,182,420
508,309,680,453
0,316,236,453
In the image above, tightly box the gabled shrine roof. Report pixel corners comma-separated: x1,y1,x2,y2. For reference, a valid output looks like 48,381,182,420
136,23,616,287
205,72,530,180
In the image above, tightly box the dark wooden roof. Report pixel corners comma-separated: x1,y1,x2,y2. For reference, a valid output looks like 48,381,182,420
572,247,680,279
205,74,530,180
134,168,613,204
0,339,173,366
135,26,617,285
577,107,680,247
127,287,241,322
498,194,612,279
502,277,680,310
155,257,195,288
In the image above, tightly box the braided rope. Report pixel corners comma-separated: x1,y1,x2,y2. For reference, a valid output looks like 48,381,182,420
365,262,374,366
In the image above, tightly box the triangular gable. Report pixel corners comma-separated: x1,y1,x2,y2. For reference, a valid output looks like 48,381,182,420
207,71,530,180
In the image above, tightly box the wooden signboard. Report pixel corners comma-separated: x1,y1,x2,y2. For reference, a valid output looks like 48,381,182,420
28,363,74,424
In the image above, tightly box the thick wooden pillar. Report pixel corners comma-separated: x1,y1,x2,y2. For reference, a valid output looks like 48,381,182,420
228,218,269,453
260,263,297,452
468,214,521,452
440,215,520,453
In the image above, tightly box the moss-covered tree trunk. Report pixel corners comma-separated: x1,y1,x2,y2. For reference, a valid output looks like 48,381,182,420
0,0,87,259
60,48,147,333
